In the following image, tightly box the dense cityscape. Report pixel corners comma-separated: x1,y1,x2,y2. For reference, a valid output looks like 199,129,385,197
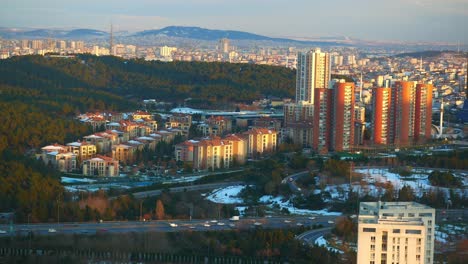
0,1,467,263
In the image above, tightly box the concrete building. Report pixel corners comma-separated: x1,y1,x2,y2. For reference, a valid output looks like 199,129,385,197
357,201,435,264
415,83,433,142
160,46,177,57
283,103,314,147
66,141,97,163
40,144,77,172
82,155,119,177
330,81,355,151
312,88,332,153
166,113,192,135
372,81,433,146
371,87,392,145
392,81,416,146
219,38,230,53
295,48,331,105
244,128,277,157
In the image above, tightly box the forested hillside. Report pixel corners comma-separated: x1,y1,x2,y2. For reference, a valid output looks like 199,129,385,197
0,55,297,221
0,55,296,107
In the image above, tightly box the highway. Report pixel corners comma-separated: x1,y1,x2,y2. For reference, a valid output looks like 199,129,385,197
0,215,338,237
296,227,333,246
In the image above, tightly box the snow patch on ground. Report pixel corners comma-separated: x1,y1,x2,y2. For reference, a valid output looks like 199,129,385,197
260,195,342,216
205,185,246,204
354,168,467,198
315,236,344,253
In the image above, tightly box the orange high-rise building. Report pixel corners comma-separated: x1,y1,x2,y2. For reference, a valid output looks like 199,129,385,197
392,81,416,146
331,82,355,151
371,81,433,147
312,88,332,153
415,83,433,141
371,87,392,145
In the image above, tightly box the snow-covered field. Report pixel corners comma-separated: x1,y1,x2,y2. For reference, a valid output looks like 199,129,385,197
205,185,246,204
204,185,341,216
315,236,344,253
354,168,467,198
435,223,467,245
259,195,341,216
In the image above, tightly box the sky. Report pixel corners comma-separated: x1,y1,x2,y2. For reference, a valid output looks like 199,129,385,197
1,0,468,43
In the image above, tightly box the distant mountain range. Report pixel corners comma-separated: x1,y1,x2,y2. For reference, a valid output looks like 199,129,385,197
0,26,459,50
0,26,347,46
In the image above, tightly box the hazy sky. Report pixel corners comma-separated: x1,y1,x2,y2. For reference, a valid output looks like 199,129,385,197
2,0,468,43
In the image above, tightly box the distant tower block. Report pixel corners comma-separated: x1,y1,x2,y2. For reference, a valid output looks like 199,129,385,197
110,23,114,56
219,38,230,53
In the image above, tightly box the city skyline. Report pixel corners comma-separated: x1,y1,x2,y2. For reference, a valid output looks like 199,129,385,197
2,0,468,43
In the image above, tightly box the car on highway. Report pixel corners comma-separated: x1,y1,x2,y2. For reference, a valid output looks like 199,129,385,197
328,220,334,224
188,226,196,229
284,220,291,223
253,222,262,226
203,223,210,227
229,223,236,228
296,223,303,226
169,223,178,227
48,228,57,233
0,230,6,234
308,216,316,220
217,222,225,226
210,220,218,223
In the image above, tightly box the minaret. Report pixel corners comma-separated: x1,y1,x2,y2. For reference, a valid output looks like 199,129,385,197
109,23,114,56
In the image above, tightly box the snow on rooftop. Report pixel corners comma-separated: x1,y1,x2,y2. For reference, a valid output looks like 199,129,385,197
170,107,204,114
137,137,155,141
61,177,97,184
67,142,82,147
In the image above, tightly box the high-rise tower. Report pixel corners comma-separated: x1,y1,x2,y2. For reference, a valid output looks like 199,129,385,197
295,48,331,105
109,23,114,56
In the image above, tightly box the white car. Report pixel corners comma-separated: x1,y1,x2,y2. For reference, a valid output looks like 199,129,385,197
308,217,316,220
0,230,6,234
210,220,218,223
203,223,210,227
328,220,334,224
169,223,178,227
48,228,57,233
296,222,303,226
254,222,262,226
217,222,225,226
284,220,291,223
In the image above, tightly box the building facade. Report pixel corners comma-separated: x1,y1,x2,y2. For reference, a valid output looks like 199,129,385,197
357,202,435,264
295,48,331,105
82,155,119,177
371,87,392,145
331,81,355,151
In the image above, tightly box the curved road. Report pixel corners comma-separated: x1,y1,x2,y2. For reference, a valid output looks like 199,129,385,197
0,215,338,237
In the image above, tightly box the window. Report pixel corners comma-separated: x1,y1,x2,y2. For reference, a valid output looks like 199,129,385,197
393,229,400,233
364,228,376,232
406,229,421,234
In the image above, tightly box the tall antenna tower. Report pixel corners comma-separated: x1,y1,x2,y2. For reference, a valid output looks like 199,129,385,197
109,23,114,56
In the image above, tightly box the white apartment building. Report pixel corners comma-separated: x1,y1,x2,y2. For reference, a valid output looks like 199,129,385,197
357,202,435,264
295,48,331,105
